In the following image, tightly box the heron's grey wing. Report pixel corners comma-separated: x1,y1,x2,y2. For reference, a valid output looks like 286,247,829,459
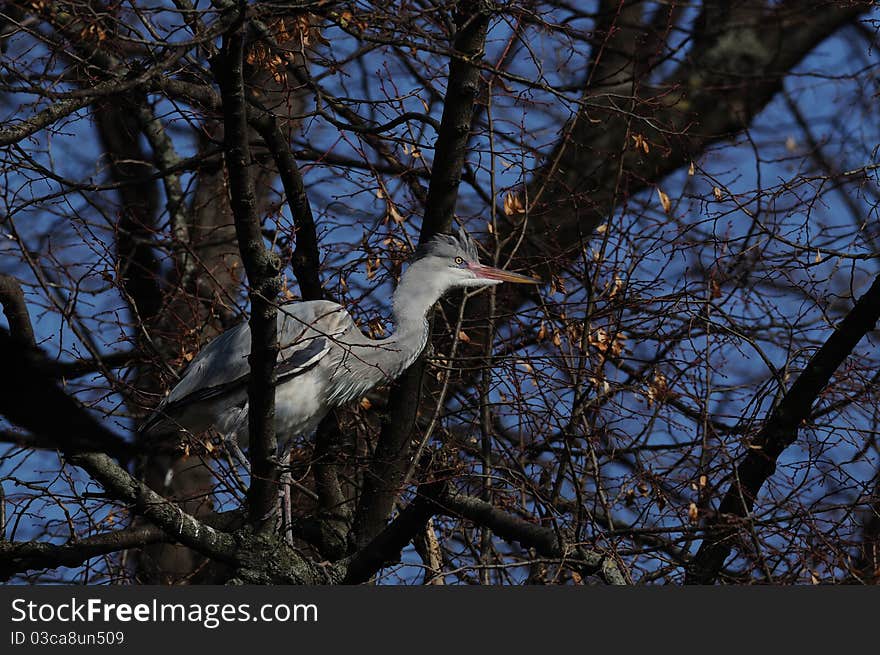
275,300,356,374
141,300,355,434
161,336,329,406
138,322,252,435
274,336,328,380
164,321,251,406
168,300,351,402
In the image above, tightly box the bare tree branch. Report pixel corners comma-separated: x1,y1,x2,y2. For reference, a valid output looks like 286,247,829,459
490,1,873,328
344,494,437,584
0,274,35,347
0,330,238,562
687,271,880,584
430,488,629,585
0,525,169,582
216,10,283,532
250,110,324,301
354,0,492,549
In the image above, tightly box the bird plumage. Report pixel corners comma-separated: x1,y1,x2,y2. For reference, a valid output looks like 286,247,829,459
141,229,536,447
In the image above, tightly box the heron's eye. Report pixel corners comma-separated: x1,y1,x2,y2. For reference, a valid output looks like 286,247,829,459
454,256,465,266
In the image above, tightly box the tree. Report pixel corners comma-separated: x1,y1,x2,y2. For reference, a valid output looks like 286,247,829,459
0,0,878,585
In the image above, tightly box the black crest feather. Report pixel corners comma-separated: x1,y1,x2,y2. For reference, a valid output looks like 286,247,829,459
413,228,479,262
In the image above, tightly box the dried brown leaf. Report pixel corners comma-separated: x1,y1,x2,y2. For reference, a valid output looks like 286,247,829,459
646,371,670,407
503,191,526,216
632,133,650,153
657,188,671,214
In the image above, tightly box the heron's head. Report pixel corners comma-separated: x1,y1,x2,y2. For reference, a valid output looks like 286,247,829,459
411,229,538,290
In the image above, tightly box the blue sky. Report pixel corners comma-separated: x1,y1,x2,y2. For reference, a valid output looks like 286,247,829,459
2,4,879,583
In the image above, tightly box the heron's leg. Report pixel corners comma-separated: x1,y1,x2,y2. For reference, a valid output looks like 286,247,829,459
228,440,251,475
231,442,251,500
224,404,251,478
220,445,249,496
278,443,294,545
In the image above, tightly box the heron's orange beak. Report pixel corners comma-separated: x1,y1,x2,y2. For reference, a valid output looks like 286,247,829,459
469,263,539,284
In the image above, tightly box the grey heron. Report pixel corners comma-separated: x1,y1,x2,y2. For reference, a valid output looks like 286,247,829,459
141,229,537,452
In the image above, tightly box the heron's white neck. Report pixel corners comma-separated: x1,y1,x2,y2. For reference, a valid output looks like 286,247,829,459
380,262,449,375
393,263,447,328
